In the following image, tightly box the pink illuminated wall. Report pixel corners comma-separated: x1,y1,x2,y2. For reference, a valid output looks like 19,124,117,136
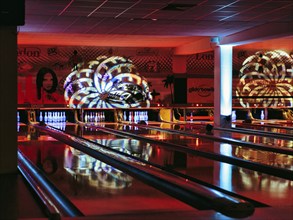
17,45,293,107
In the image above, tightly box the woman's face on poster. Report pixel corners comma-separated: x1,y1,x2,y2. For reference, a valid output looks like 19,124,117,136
43,72,54,91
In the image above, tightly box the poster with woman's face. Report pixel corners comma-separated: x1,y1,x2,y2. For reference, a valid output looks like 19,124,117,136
17,46,71,105
18,67,65,105
35,67,63,104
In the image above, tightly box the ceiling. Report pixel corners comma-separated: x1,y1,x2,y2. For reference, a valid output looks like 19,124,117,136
17,0,293,54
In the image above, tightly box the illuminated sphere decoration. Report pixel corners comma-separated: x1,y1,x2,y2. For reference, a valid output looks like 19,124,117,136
64,56,152,108
236,50,293,108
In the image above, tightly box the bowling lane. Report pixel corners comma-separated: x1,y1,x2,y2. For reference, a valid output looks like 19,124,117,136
92,123,292,171
17,124,199,217
216,125,293,149
58,122,292,207
148,121,293,149
234,121,293,135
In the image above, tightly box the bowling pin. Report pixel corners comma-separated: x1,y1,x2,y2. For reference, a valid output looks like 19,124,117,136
260,110,265,120
231,110,236,122
39,111,43,122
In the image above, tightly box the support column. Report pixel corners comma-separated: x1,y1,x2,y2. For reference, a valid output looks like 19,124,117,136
173,55,187,104
0,26,18,174
214,45,233,128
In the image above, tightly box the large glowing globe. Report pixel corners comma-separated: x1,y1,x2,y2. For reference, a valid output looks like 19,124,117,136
64,56,152,108
236,50,293,107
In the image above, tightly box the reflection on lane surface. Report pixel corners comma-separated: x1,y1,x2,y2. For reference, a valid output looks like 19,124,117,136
94,138,153,161
238,134,293,149
63,137,153,191
64,146,133,190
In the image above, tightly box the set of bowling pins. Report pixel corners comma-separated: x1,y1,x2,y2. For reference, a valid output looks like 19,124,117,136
17,112,20,132
231,109,265,122
84,111,105,123
124,111,148,123
39,111,67,123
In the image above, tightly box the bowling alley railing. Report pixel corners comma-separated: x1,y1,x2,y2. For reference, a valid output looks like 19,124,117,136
17,106,293,126
33,123,255,219
214,125,293,141
18,150,84,219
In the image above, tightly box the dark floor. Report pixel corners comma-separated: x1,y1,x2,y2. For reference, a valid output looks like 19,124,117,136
0,173,46,220
1,168,293,220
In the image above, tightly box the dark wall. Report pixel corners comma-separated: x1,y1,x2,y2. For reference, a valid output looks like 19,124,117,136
174,77,187,104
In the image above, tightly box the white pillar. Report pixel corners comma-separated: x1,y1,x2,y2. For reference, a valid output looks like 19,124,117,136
0,26,18,174
214,45,233,128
